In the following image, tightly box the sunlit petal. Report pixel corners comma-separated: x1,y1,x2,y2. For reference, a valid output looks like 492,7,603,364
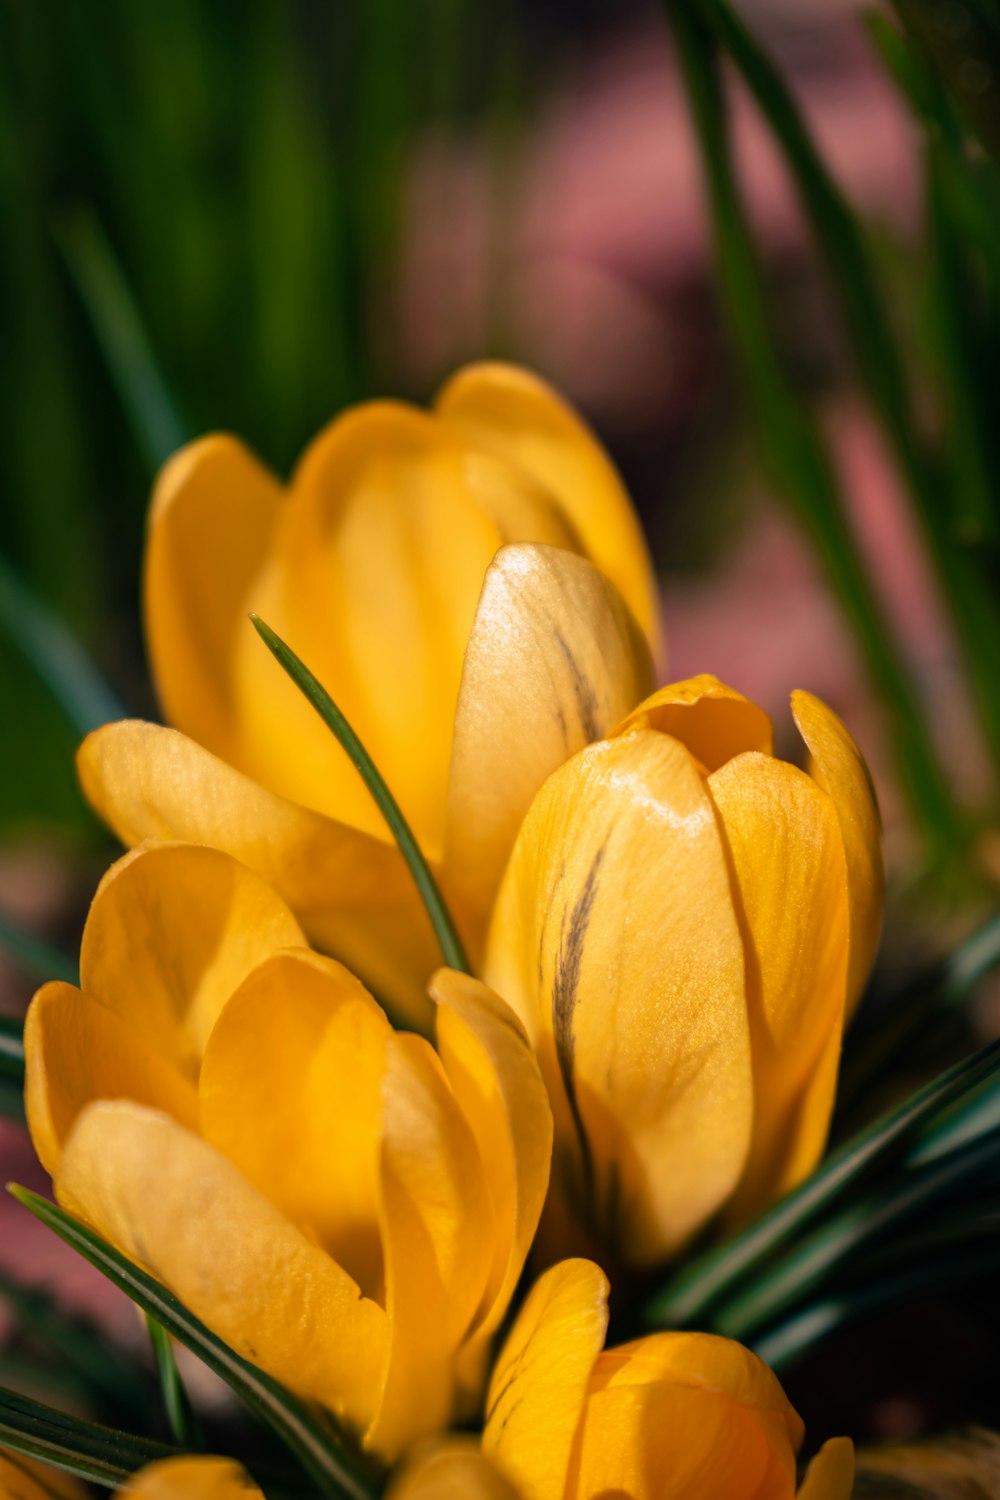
57,1102,387,1433
797,1439,855,1500
485,731,753,1263
199,949,391,1298
386,1441,522,1500
77,722,439,1025
369,1034,496,1460
708,754,849,1220
792,691,884,1014
443,543,653,949
614,675,773,769
124,1457,263,1500
435,362,661,656
78,844,304,1080
24,981,198,1178
144,436,283,765
483,1259,608,1500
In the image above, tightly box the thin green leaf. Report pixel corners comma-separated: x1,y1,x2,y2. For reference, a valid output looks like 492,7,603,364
0,913,78,987
0,1015,26,1120
0,1383,179,1489
146,1315,202,1451
250,613,470,975
10,1187,380,1500
710,1127,1000,1340
53,206,188,474
0,552,124,735
889,0,1000,166
754,1239,1000,1371
668,2,962,852
644,1034,1000,1327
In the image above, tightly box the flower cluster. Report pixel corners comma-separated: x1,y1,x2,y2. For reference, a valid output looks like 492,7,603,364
15,364,882,1499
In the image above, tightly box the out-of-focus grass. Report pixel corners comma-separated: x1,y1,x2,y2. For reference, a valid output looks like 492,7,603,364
0,0,520,836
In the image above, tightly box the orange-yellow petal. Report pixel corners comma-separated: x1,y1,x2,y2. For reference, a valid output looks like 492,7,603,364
78,844,304,1081
443,543,653,951
275,402,573,852
199,948,391,1297
435,362,661,657
386,1442,522,1500
483,1259,608,1500
24,982,198,1179
144,436,283,766
614,675,773,770
797,1439,855,1500
791,691,883,1015
484,731,753,1264
56,1102,387,1434
76,722,439,1026
0,1452,85,1499
124,1457,263,1500
368,1034,496,1460
708,754,849,1221
430,969,552,1341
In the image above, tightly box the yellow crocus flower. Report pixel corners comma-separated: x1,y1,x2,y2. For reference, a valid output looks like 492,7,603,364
0,1452,258,1500
22,843,552,1462
388,1260,855,1500
483,676,884,1266
0,1453,85,1499
76,363,657,1023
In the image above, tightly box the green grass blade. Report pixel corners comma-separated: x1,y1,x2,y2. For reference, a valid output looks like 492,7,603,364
644,1035,1000,1327
250,614,470,975
53,207,188,474
696,0,1000,767
146,1315,202,1451
710,1126,1000,1339
668,3,961,852
890,0,1000,165
754,1239,1000,1371
0,1383,179,1489
0,552,124,735
0,912,78,987
0,1015,25,1121
9,1188,380,1500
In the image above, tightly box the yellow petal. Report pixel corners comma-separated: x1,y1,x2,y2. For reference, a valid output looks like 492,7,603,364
77,722,439,1027
57,1102,387,1433
144,436,283,765
797,1439,855,1500
707,754,849,1221
0,1452,85,1499
614,675,773,770
791,691,884,1015
368,1033,496,1461
484,731,753,1264
24,981,198,1179
430,970,553,1340
435,362,661,657
443,543,653,951
483,1259,608,1500
386,1441,522,1500
200,948,390,1298
124,1457,263,1500
276,402,572,853
570,1342,797,1500
78,844,304,1081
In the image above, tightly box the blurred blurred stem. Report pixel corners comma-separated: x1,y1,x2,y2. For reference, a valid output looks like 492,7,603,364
53,207,188,472
889,0,1000,166
691,0,1000,784
145,1316,202,1451
0,1015,26,1122
668,6,963,853
0,552,124,734
0,911,77,986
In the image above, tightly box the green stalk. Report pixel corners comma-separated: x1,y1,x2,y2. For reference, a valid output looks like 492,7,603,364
694,0,1000,776
145,1315,202,1451
251,614,469,975
0,1384,179,1490
669,4,962,851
